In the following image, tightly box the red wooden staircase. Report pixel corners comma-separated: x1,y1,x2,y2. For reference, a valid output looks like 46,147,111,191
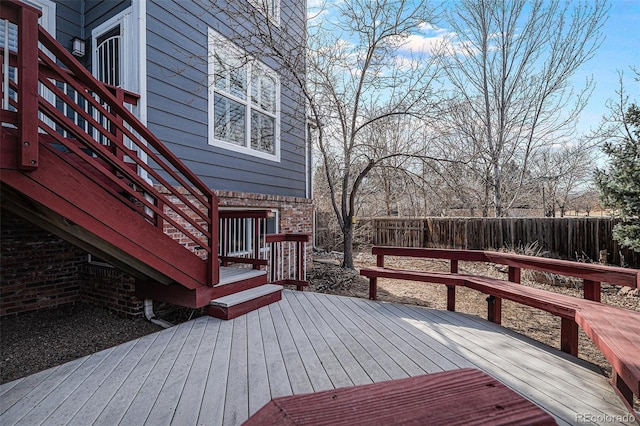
1,0,306,319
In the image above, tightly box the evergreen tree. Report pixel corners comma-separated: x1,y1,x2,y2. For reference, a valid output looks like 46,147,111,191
595,105,640,252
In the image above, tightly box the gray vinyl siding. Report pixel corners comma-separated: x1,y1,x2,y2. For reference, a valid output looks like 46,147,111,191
146,0,308,198
83,0,130,29
53,0,81,53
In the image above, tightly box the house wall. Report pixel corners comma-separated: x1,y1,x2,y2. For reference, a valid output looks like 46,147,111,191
145,0,308,198
48,0,309,200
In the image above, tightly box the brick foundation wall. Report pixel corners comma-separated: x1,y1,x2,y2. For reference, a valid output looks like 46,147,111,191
0,210,86,316
79,265,144,317
216,190,313,232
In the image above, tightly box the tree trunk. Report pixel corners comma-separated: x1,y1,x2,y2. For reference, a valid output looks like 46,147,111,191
342,223,355,269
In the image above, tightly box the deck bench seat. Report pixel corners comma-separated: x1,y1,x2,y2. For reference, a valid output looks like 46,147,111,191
360,252,640,410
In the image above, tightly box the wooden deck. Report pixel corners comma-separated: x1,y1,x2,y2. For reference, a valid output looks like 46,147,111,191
0,291,634,425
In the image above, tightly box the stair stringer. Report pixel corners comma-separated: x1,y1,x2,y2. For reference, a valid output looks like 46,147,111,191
0,144,208,290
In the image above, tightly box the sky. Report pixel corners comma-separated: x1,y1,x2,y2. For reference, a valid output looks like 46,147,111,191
308,0,640,137
571,0,639,134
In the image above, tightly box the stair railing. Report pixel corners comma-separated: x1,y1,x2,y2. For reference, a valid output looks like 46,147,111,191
219,210,310,289
219,210,271,269
266,233,310,290
1,0,219,286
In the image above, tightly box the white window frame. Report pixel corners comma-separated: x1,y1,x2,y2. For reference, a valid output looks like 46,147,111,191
249,0,281,25
208,28,281,162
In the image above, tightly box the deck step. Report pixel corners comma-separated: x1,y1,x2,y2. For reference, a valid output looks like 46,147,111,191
218,267,267,286
205,284,283,320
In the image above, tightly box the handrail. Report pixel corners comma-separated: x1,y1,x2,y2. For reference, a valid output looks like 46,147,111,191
372,246,640,302
1,0,219,286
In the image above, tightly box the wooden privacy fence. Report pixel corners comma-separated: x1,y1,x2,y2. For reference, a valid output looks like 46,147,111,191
350,217,639,267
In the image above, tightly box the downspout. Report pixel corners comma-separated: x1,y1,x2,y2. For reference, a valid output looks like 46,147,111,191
144,299,173,328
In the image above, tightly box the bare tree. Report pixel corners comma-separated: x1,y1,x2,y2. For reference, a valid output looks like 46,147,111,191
307,0,445,268
203,0,444,268
436,0,608,216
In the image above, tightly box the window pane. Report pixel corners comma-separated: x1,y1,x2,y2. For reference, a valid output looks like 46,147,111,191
214,53,246,100
251,71,276,113
251,110,275,154
214,94,246,146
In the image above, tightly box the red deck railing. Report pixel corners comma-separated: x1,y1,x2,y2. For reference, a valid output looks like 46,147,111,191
1,0,219,286
219,210,310,289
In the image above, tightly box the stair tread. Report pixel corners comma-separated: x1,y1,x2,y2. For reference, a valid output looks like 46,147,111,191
218,267,267,286
210,284,283,308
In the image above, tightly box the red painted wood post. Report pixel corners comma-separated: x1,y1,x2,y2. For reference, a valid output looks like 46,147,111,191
487,295,501,324
446,286,456,312
296,240,305,291
112,88,125,164
221,216,228,267
560,318,578,356
583,279,601,302
613,371,634,406
253,217,260,269
208,195,219,286
371,251,384,300
369,277,377,300
155,198,164,229
271,240,279,282
508,266,521,283
447,259,458,311
17,6,41,170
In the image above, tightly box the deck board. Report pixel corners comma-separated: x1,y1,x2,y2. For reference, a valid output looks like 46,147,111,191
223,315,249,426
0,290,635,426
290,291,372,386
246,310,271,416
257,306,293,399
265,301,314,395
81,328,177,425
172,318,220,425
197,318,233,426
313,291,410,380
406,302,618,400
396,302,626,422
45,338,149,424
336,294,456,374
284,292,354,389
303,292,393,382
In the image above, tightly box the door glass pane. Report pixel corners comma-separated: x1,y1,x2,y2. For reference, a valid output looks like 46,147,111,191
96,26,121,87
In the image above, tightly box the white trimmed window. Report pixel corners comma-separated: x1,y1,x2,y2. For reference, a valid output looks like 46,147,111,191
249,0,280,25
208,29,280,162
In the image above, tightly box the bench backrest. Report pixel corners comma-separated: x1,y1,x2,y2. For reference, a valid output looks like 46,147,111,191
371,246,640,289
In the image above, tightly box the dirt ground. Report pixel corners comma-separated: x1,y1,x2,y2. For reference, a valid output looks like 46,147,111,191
1,251,639,409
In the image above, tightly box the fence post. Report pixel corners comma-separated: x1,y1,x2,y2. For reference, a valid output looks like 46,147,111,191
17,6,41,170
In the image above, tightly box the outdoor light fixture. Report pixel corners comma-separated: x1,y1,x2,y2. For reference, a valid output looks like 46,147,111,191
71,37,85,57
